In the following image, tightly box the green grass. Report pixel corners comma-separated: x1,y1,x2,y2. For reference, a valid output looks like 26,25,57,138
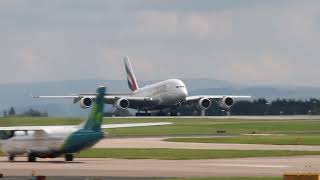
166,135,320,145
165,177,281,180
2,117,320,137
106,118,320,136
76,148,320,160
0,117,83,126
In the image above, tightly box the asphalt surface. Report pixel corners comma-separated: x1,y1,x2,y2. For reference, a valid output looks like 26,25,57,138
3,115,320,178
94,137,320,151
0,156,319,177
2,137,320,178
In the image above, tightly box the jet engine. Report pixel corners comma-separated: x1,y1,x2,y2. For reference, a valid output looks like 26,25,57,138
115,98,130,110
80,97,93,109
198,98,212,110
220,96,234,109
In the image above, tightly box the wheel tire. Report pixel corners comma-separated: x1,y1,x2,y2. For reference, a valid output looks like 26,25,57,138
8,155,15,162
65,154,73,162
28,154,36,162
170,112,178,116
157,112,167,116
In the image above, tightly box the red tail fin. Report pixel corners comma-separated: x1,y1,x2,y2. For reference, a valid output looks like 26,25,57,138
124,56,139,91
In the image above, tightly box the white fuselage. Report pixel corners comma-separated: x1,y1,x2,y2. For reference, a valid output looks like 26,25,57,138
131,79,188,109
1,126,76,158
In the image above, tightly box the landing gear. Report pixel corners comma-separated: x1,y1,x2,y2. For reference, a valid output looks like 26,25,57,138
157,112,168,116
8,155,15,162
65,154,74,162
135,112,151,116
135,112,143,116
28,153,36,162
169,112,178,116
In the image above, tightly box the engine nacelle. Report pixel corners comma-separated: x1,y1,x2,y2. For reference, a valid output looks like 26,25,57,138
80,97,93,109
198,98,212,110
220,96,234,109
115,98,130,110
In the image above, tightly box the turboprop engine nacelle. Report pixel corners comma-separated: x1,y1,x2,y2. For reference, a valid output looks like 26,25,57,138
198,98,212,110
115,98,130,110
220,96,234,109
80,97,93,109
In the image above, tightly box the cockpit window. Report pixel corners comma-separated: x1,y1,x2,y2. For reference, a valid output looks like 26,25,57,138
176,86,185,88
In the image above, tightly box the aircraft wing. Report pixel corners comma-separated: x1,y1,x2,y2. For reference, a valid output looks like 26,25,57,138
0,122,172,131
32,95,151,102
33,94,156,108
0,125,76,131
186,95,251,101
102,122,172,129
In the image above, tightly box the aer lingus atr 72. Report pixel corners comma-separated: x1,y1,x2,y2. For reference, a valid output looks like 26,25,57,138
34,57,250,116
0,86,171,162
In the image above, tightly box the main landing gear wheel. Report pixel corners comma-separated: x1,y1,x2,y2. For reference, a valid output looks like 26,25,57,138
65,154,74,162
8,155,15,162
169,112,178,116
157,112,167,116
28,154,36,162
135,113,151,116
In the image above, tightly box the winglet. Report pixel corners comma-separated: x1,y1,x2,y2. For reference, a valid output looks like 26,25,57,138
124,56,139,92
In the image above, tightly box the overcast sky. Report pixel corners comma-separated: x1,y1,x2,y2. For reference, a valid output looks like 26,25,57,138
0,0,319,86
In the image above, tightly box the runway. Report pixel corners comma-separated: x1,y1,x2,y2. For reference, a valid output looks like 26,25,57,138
1,137,315,177
113,115,320,120
0,156,319,177
94,137,320,151
3,124,320,178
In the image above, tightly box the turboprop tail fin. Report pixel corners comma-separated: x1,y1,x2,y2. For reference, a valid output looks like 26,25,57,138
81,86,106,131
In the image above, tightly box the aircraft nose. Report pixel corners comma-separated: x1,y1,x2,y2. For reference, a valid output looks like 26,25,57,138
182,88,188,98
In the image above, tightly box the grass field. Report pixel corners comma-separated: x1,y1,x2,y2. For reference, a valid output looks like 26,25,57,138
165,177,281,180
166,135,320,145
106,118,320,136
76,148,320,160
2,117,320,137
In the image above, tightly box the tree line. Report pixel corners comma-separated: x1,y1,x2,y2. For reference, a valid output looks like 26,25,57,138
3,98,320,117
3,107,48,117
180,98,320,116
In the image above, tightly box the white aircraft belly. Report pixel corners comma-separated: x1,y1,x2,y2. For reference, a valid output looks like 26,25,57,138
2,135,66,155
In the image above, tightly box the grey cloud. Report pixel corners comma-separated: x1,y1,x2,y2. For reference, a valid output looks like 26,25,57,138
0,1,319,86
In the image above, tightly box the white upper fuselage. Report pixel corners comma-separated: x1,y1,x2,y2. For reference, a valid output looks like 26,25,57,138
1,126,77,157
131,79,188,108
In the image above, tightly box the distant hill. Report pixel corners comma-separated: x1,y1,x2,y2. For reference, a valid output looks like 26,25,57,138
0,79,319,117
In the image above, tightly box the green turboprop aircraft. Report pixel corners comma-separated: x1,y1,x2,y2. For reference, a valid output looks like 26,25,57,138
0,86,171,162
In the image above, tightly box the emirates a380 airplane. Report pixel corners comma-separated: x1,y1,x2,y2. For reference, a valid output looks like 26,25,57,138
34,57,250,116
